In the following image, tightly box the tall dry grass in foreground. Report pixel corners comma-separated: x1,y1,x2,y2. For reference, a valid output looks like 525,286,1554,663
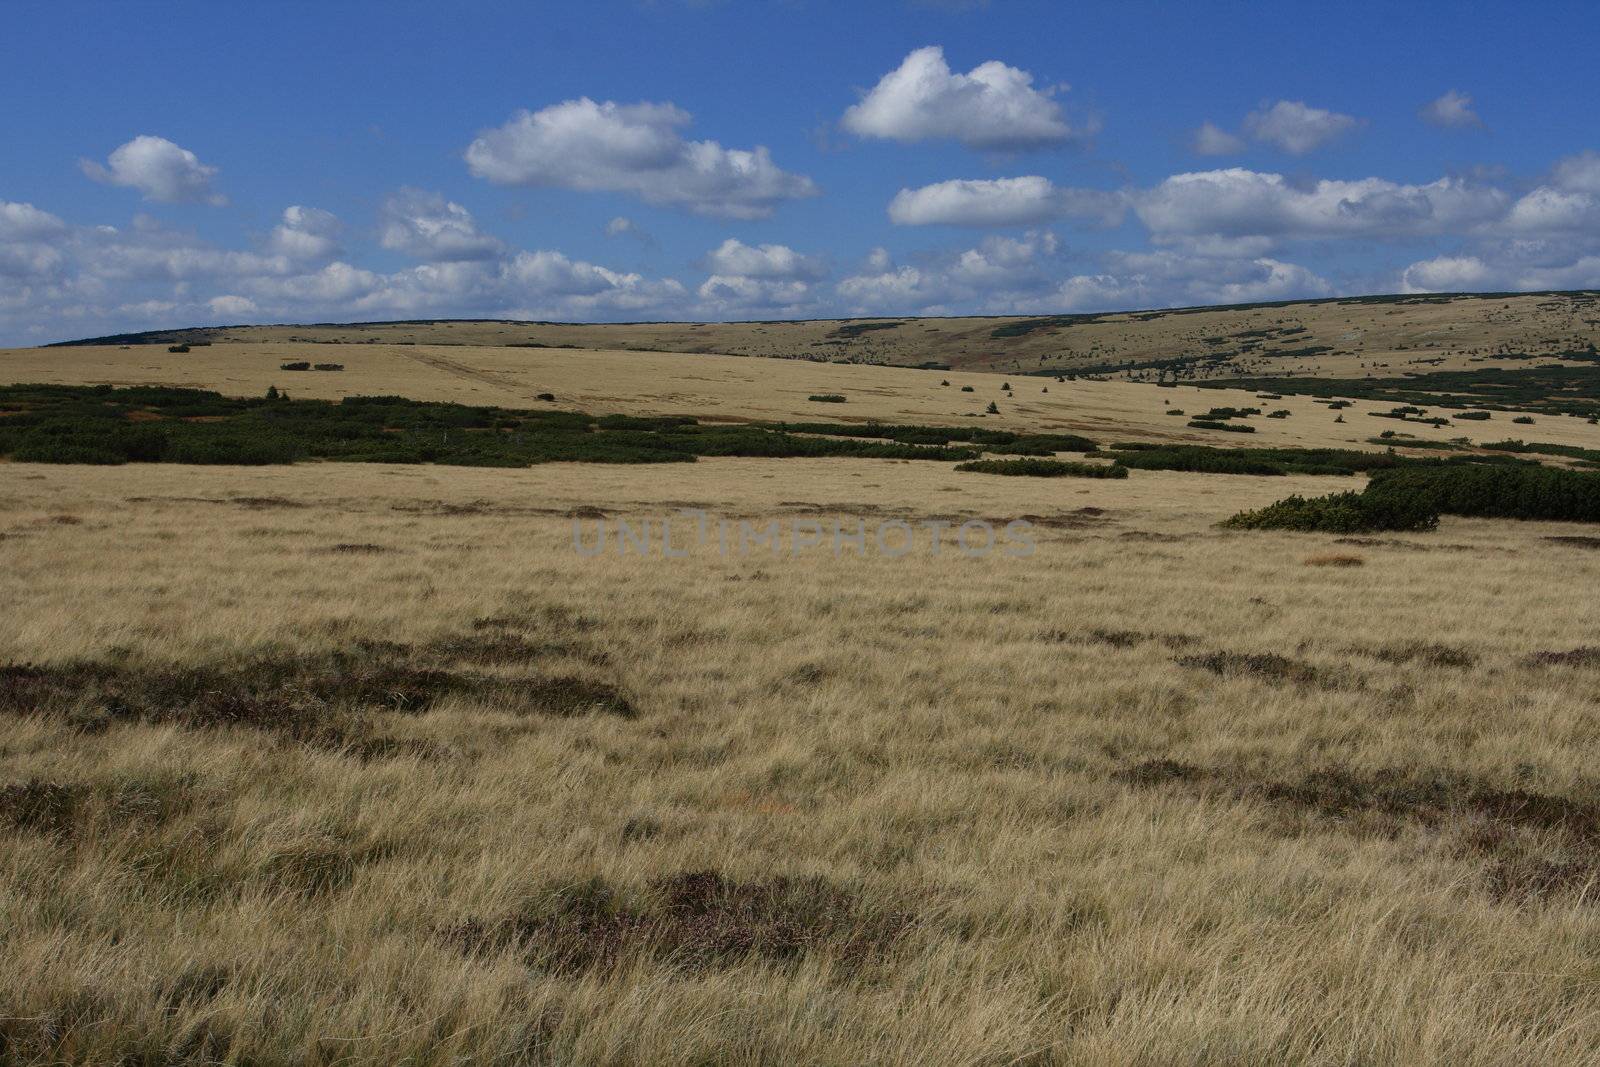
3,458,1600,1064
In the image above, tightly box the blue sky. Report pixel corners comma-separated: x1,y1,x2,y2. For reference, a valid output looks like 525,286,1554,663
3,0,1599,343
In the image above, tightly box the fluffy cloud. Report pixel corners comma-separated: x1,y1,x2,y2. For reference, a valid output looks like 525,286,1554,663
267,206,342,262
841,46,1091,151
1243,101,1362,154
378,189,504,262
835,229,1331,316
80,136,225,205
1136,168,1507,241
1553,151,1600,195
1500,153,1600,235
1399,255,1496,292
0,202,69,279
1053,250,1331,310
888,176,1124,227
696,239,825,316
1191,121,1245,156
0,196,691,342
0,201,67,241
1420,90,1484,130
207,294,259,318
703,238,824,279
464,98,817,219
837,231,1062,312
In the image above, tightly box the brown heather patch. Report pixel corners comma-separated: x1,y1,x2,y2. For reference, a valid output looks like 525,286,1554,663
0,780,83,839
1173,650,1348,689
1352,641,1479,668
449,870,916,976
1303,552,1364,567
1544,536,1600,549
127,495,308,510
1118,760,1600,903
1525,648,1600,668
0,626,635,744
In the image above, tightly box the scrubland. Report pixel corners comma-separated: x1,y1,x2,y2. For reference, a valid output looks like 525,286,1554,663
5,454,1600,1065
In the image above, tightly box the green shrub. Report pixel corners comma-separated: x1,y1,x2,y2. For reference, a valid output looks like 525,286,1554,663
280,362,311,371
807,394,847,403
1221,491,1438,533
1513,415,1536,425
1188,419,1256,433
1455,410,1493,420
1365,464,1600,523
1109,445,1418,477
955,458,1127,478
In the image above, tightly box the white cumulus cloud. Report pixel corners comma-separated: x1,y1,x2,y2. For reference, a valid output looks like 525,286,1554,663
1191,121,1245,156
1244,101,1362,155
464,98,817,219
1136,168,1506,241
80,136,226,205
888,176,1124,227
267,206,342,262
378,189,504,262
207,294,259,318
841,46,1091,151
1419,90,1484,130
703,238,824,279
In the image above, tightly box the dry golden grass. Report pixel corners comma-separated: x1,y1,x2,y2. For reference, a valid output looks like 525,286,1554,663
5,453,1600,1064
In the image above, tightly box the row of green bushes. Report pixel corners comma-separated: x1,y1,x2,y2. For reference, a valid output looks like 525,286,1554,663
0,385,991,468
954,458,1127,479
1223,463,1600,532
773,421,1096,455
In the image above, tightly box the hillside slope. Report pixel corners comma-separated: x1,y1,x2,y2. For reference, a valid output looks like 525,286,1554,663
49,291,1600,382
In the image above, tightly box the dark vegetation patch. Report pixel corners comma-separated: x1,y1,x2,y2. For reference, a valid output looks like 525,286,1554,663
1174,651,1349,689
1187,419,1256,433
806,394,847,403
1105,444,1407,477
1105,442,1535,477
1524,648,1600,668
448,870,915,976
0,618,632,749
1221,491,1438,534
954,458,1127,478
0,385,987,468
1365,464,1600,524
1202,362,1600,419
1367,433,1464,451
1481,439,1600,465
1224,463,1600,532
0,774,197,841
1350,642,1478,668
1052,628,1198,650
315,543,393,555
1545,535,1600,549
0,780,83,838
829,321,903,339
1116,760,1600,902
775,421,1096,455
